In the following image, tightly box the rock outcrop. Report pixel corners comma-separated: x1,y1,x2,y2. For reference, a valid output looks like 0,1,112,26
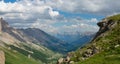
0,17,10,32
93,18,116,41
0,51,5,64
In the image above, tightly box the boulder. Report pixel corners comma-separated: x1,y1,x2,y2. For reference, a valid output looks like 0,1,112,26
57,58,64,64
69,61,74,64
115,45,119,48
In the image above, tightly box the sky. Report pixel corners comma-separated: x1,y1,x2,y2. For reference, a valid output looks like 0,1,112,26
0,0,120,34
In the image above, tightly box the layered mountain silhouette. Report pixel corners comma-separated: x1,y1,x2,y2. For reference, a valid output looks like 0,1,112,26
19,28,70,53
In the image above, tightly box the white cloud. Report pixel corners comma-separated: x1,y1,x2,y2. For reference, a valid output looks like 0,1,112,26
90,18,98,23
0,0,120,34
32,20,59,34
48,7,59,17
48,0,120,15
1,0,120,15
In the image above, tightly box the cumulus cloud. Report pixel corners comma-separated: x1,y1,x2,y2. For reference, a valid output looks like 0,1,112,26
49,0,120,15
32,21,59,33
0,0,59,30
0,0,59,19
0,0,120,34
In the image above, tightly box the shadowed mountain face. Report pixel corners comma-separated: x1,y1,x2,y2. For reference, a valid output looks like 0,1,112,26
19,28,71,53
70,34,94,50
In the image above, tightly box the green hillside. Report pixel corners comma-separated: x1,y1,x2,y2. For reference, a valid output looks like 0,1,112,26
61,14,120,64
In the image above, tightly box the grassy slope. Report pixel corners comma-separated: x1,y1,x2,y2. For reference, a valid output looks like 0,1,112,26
0,47,42,64
71,14,120,64
0,42,62,64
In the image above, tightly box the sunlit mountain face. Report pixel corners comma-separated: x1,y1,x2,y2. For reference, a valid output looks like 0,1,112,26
0,0,120,64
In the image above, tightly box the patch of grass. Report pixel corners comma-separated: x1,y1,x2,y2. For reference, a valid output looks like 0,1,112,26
107,14,120,21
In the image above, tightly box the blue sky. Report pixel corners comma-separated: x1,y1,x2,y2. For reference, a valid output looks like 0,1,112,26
59,10,104,20
0,0,120,34
3,0,16,3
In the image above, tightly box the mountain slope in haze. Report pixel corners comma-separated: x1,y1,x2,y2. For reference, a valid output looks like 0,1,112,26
54,32,94,43
71,34,94,50
0,18,62,64
58,14,120,64
54,33,82,43
54,32,95,51
19,28,70,53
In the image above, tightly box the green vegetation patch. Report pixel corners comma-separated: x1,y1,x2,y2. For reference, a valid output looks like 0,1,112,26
107,14,120,21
